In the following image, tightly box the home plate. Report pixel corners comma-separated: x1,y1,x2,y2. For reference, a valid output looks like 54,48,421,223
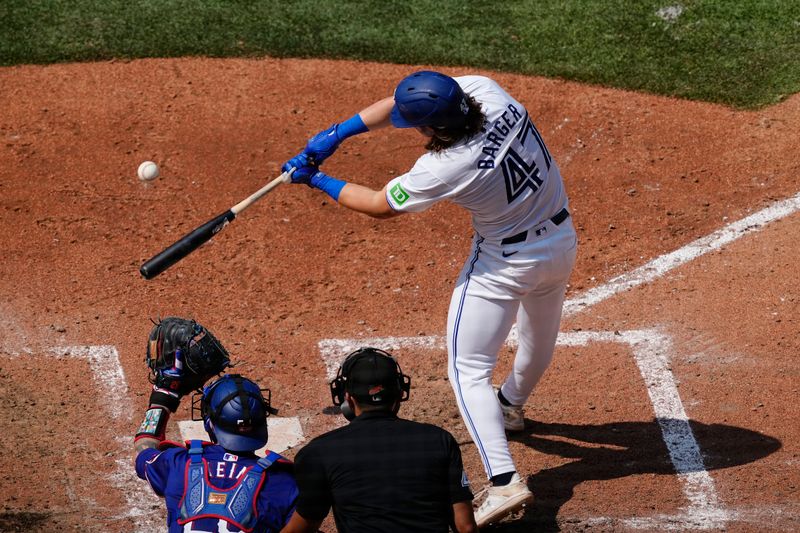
178,417,304,455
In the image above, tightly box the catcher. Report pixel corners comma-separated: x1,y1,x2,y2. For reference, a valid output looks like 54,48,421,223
133,317,298,533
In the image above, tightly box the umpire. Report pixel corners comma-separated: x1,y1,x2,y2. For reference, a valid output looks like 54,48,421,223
281,347,478,533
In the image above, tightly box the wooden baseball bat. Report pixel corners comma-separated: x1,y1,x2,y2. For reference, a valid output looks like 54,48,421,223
140,170,293,280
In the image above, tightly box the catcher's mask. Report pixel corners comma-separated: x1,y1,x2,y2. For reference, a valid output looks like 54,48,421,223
330,347,411,421
193,374,277,452
391,70,469,129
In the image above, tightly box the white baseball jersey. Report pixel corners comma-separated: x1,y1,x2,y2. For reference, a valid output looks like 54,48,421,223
385,76,568,241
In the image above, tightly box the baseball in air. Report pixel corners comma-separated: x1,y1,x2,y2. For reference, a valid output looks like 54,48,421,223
137,160,159,181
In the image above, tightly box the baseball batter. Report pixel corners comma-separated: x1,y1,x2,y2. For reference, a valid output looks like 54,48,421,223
283,71,577,527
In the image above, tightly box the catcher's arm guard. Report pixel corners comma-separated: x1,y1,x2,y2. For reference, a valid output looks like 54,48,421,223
134,405,170,453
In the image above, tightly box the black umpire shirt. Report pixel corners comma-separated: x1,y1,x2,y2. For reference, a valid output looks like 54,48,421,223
293,410,473,532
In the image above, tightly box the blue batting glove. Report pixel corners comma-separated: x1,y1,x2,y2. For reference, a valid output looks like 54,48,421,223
292,164,321,185
304,124,341,165
282,153,318,184
303,115,368,165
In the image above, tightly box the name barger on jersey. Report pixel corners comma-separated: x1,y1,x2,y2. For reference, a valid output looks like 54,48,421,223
477,103,524,169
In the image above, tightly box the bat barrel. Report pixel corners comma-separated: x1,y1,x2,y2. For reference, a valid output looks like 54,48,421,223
140,210,235,279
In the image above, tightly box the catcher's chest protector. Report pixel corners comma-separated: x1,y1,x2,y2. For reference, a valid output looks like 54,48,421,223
178,440,280,532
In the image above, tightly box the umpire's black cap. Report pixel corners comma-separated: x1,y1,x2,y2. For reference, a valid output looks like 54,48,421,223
345,349,404,405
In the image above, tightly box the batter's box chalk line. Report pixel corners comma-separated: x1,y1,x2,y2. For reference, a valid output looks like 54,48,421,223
319,328,731,529
50,345,132,420
8,345,162,531
33,346,304,531
316,189,800,529
562,189,800,317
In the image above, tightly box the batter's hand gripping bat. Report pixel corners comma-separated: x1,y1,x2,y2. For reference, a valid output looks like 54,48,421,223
140,170,293,279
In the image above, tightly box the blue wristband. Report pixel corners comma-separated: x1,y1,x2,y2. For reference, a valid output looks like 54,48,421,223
337,114,368,140
311,172,347,201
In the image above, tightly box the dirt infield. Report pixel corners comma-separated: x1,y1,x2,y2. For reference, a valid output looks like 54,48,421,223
1,57,798,532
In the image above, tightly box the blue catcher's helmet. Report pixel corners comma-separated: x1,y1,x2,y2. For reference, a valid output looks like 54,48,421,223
390,71,469,129
200,374,277,452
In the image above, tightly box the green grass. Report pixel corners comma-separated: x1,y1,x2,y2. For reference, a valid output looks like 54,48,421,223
2,0,799,108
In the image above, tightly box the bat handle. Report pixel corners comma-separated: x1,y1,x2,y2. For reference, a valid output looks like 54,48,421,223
231,169,294,215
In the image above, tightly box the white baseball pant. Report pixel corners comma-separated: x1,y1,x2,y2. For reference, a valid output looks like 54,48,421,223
447,217,577,478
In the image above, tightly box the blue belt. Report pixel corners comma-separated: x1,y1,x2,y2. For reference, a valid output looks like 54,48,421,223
500,208,570,245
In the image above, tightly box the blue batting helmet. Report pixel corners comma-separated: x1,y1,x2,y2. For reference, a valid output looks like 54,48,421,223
200,374,277,452
390,71,469,129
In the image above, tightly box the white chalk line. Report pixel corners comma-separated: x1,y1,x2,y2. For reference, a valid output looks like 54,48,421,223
110,436,164,532
563,190,800,317
318,335,446,380
319,330,729,528
50,345,132,420
621,330,728,529
8,345,163,531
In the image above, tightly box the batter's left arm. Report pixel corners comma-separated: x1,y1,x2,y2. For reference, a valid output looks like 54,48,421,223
358,96,394,130
337,182,400,219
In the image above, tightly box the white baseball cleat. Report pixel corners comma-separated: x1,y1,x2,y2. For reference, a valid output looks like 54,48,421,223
495,387,525,432
474,473,534,528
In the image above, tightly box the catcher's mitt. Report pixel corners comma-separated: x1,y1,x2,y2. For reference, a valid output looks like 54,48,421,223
146,317,231,397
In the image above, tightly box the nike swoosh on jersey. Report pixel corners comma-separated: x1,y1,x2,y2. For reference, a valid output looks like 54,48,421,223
502,251,518,257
